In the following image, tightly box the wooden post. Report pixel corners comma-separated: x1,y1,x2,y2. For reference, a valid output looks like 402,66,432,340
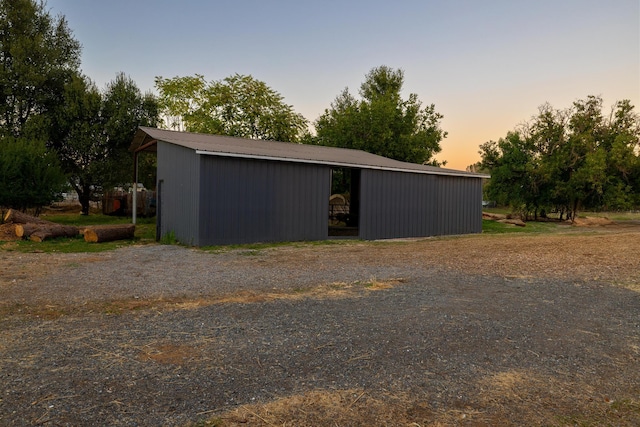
132,151,138,225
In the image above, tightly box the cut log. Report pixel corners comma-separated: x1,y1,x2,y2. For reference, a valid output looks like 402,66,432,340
15,223,44,238
0,223,19,241
3,209,52,225
84,224,135,243
29,224,79,242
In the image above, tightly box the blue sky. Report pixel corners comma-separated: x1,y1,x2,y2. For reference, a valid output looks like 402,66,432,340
46,0,639,170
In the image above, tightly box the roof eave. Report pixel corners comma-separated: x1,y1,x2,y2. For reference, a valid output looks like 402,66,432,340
194,149,489,178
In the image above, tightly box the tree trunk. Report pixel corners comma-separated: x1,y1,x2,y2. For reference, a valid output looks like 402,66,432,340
3,209,51,225
29,225,79,242
84,224,135,243
78,192,91,216
75,182,92,216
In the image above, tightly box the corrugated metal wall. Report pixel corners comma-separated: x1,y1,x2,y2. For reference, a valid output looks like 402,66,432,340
156,142,201,245
359,169,482,239
360,169,436,239
436,175,483,235
198,156,330,245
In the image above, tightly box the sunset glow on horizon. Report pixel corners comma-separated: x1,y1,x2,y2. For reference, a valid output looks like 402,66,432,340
47,0,639,172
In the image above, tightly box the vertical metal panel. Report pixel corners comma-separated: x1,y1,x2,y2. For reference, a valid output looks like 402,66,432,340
436,175,483,235
156,142,200,245
360,169,439,239
360,169,481,239
198,156,330,245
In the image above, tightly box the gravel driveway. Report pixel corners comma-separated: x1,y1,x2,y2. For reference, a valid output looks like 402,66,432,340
1,229,639,426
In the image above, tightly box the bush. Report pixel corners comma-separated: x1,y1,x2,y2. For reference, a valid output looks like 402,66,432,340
0,138,67,214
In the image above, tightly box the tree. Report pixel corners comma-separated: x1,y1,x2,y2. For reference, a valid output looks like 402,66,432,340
0,0,80,211
155,73,308,142
101,72,159,189
0,0,81,139
601,100,640,209
0,137,67,214
313,66,447,166
49,73,159,215
479,96,640,219
479,131,545,218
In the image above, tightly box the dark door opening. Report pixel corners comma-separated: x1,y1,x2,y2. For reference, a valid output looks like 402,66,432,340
328,168,360,237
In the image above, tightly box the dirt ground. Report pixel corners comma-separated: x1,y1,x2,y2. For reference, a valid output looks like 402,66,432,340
1,223,639,426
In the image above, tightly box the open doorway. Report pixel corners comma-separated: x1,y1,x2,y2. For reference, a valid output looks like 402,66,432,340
328,167,360,237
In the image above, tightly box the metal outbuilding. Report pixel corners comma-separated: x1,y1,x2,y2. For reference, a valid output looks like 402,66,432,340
130,127,487,246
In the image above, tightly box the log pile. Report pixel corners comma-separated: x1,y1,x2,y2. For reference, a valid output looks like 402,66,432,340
3,209,79,241
3,209,136,243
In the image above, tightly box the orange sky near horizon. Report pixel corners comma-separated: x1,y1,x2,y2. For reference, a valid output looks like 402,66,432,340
46,0,640,173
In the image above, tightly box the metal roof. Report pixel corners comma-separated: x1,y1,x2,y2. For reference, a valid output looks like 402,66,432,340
130,127,488,178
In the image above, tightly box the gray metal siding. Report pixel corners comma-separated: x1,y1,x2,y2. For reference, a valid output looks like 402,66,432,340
360,169,482,240
436,176,483,235
360,169,438,239
156,142,200,245
198,156,330,245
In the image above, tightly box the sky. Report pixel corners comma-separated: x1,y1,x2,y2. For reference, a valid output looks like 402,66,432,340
46,0,639,171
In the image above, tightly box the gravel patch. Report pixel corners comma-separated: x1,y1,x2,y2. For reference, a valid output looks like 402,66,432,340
1,229,639,426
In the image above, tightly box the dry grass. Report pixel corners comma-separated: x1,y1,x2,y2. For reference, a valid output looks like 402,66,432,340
193,368,640,427
0,279,405,319
271,228,640,292
137,343,204,365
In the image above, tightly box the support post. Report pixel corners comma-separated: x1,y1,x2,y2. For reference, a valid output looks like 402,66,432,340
132,151,138,225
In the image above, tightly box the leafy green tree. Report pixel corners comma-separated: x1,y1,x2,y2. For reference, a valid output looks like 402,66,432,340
560,96,608,217
313,66,447,166
49,74,104,215
527,103,572,217
0,0,79,211
480,96,640,219
0,0,81,139
600,100,640,209
49,73,159,215
101,72,159,189
155,73,308,142
0,137,66,214
479,131,546,218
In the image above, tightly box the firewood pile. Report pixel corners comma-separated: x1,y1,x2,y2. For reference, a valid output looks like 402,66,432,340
2,209,135,243
482,211,526,227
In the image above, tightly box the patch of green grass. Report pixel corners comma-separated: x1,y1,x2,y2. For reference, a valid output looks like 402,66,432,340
160,230,178,245
40,213,132,225
201,238,355,254
482,206,512,215
482,219,563,234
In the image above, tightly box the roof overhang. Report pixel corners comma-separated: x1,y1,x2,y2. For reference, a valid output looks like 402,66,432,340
194,149,488,178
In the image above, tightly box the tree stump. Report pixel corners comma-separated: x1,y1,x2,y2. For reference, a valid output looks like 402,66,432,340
83,224,135,243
